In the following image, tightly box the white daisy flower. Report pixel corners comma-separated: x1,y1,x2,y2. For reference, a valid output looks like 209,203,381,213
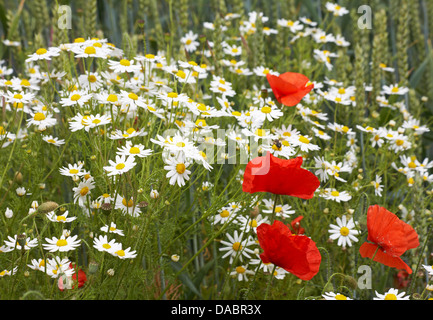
164,157,192,187
42,234,81,253
26,47,60,62
322,292,352,300
219,230,256,264
103,155,137,176
328,215,360,248
46,210,77,223
4,234,38,251
373,288,410,300
320,188,352,202
230,265,256,281
100,222,125,236
108,58,141,73
42,135,65,146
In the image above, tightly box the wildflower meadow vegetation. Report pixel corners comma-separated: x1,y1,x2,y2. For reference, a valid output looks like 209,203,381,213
1,0,433,303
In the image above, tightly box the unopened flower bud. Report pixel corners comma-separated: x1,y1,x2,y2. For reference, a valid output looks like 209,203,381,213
88,261,99,275
344,275,358,289
17,233,26,248
14,171,23,185
5,208,13,219
37,201,59,214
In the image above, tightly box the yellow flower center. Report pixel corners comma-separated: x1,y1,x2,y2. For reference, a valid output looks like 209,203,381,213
220,210,230,218
249,219,258,228
176,163,186,174
145,54,155,59
126,128,136,134
338,88,346,95
391,87,399,93
69,169,79,174
299,135,310,144
128,92,138,100
109,227,116,232
129,147,140,154
176,70,186,79
122,198,134,207
36,48,47,55
235,266,246,274
331,191,340,197
80,186,89,196
88,75,97,83
396,139,404,146
232,242,242,251
119,59,130,66
47,139,57,143
335,294,347,300
13,94,23,99
71,94,81,101
115,250,125,257
115,163,126,170
340,226,349,236
56,216,66,222
167,92,178,98
102,243,111,250
384,293,397,300
408,161,417,169
56,239,68,247
185,39,192,45
261,106,272,114
34,112,46,121
84,46,96,55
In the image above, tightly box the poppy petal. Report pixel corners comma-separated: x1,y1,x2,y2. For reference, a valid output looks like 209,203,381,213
366,205,419,256
257,221,321,281
359,242,412,274
266,72,314,107
242,152,320,199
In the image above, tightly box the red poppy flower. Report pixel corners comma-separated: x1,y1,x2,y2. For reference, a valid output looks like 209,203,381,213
289,216,305,235
359,205,419,274
72,264,87,288
394,270,410,289
266,72,314,107
242,152,320,199
59,263,87,291
257,220,321,281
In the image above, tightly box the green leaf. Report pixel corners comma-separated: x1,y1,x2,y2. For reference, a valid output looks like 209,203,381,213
170,261,202,299
409,51,433,88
